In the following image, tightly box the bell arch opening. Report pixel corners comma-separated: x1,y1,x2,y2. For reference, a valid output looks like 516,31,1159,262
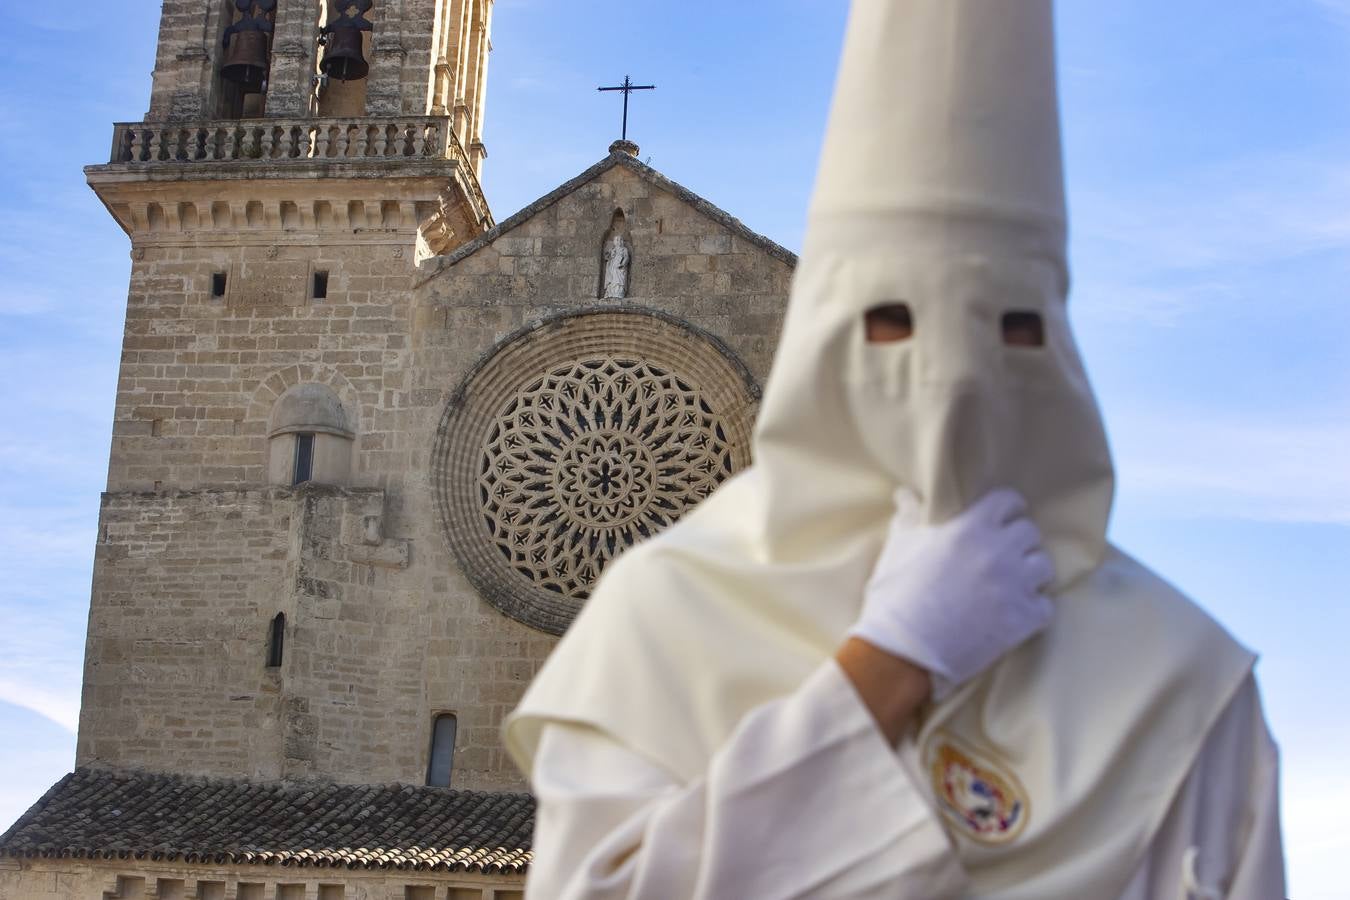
316,1,376,117
215,0,277,120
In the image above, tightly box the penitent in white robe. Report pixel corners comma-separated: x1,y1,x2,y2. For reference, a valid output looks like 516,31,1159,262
525,662,1284,900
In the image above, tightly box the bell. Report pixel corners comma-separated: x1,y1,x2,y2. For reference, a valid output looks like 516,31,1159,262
221,29,270,90
320,26,369,81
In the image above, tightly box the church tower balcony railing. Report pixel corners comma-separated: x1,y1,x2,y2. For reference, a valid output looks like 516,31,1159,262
101,114,490,232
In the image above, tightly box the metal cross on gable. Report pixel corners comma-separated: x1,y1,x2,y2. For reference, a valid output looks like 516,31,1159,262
597,75,656,142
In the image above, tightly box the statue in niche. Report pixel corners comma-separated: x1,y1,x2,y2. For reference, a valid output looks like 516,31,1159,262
601,233,631,299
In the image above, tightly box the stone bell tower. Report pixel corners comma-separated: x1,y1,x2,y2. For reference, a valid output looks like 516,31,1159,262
98,0,492,250
84,0,495,502
0,0,808,893
76,0,498,784
70,0,795,806
148,1,491,164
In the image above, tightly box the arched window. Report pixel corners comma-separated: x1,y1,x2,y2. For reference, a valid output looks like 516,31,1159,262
426,714,457,787
266,612,285,668
267,384,355,486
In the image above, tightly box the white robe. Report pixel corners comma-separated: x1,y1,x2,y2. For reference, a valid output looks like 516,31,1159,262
526,662,1284,899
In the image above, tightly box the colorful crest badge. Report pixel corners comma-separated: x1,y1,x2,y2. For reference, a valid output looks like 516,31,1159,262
926,735,1029,845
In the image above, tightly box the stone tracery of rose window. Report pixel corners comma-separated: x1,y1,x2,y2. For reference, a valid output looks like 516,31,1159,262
479,358,732,600
434,310,757,635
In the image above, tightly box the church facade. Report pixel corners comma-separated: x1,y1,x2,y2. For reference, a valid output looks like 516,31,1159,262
0,2,793,898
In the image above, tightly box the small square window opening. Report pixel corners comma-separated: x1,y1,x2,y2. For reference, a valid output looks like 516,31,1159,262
312,270,329,300
211,272,227,298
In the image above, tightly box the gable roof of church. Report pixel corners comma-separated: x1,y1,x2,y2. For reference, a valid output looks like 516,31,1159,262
0,769,533,874
422,150,798,280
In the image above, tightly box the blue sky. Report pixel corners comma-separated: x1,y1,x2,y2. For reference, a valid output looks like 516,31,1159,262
1,1,1346,895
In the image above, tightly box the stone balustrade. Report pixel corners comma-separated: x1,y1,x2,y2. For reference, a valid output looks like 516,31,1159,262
103,115,491,231
110,116,468,167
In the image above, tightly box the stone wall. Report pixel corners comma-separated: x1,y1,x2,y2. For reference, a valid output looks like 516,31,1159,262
78,486,425,784
107,232,420,494
78,489,292,777
419,158,794,383
0,859,523,900
79,481,554,790
81,154,794,792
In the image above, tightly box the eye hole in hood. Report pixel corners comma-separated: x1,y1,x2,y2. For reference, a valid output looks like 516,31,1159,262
864,302,914,343
864,304,1045,348
1001,311,1045,347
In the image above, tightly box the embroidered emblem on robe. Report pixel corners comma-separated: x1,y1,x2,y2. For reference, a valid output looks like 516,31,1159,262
927,736,1029,844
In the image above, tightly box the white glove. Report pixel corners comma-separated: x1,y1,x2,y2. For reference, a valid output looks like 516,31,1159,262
849,488,1056,699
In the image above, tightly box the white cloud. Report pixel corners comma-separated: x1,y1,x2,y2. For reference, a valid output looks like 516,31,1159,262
0,705,76,832
511,75,562,93
1074,280,1241,328
0,287,56,317
1285,763,1350,899
0,439,96,479
1089,157,1350,268
0,680,79,734
1311,0,1350,22
0,511,95,562
0,601,84,736
1072,152,1350,327
1111,411,1350,524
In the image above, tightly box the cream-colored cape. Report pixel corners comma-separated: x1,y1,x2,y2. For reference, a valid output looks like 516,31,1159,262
507,1,1254,895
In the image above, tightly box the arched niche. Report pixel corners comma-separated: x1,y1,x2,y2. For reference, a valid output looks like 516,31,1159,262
266,383,356,486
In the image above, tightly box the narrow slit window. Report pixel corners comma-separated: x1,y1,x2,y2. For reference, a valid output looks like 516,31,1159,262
266,612,285,668
211,272,227,298
312,270,329,300
426,714,457,787
293,433,315,485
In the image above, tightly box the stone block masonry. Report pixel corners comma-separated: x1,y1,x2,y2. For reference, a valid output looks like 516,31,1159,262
81,148,794,794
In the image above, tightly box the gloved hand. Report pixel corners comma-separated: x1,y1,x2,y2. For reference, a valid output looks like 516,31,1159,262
849,488,1056,700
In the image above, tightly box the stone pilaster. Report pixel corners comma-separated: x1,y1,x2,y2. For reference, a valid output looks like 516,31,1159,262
365,36,410,114
267,40,314,118
265,0,316,118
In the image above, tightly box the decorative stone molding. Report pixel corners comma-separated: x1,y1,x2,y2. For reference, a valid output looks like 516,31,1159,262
434,309,759,634
110,115,460,165
339,490,411,570
93,115,493,244
0,860,522,900
417,188,465,258
101,194,446,241
421,150,796,284
248,366,363,439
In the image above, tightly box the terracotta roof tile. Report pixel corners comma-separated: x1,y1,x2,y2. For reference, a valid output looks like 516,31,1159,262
0,770,533,874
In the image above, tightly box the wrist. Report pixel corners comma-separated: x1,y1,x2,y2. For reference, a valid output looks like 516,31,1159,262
835,636,932,746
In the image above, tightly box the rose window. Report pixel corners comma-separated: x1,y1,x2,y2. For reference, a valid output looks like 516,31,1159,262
435,310,759,635
480,358,732,600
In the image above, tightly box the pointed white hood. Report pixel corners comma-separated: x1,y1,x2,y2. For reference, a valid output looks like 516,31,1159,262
508,2,1252,895
755,0,1109,588
811,0,1067,247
